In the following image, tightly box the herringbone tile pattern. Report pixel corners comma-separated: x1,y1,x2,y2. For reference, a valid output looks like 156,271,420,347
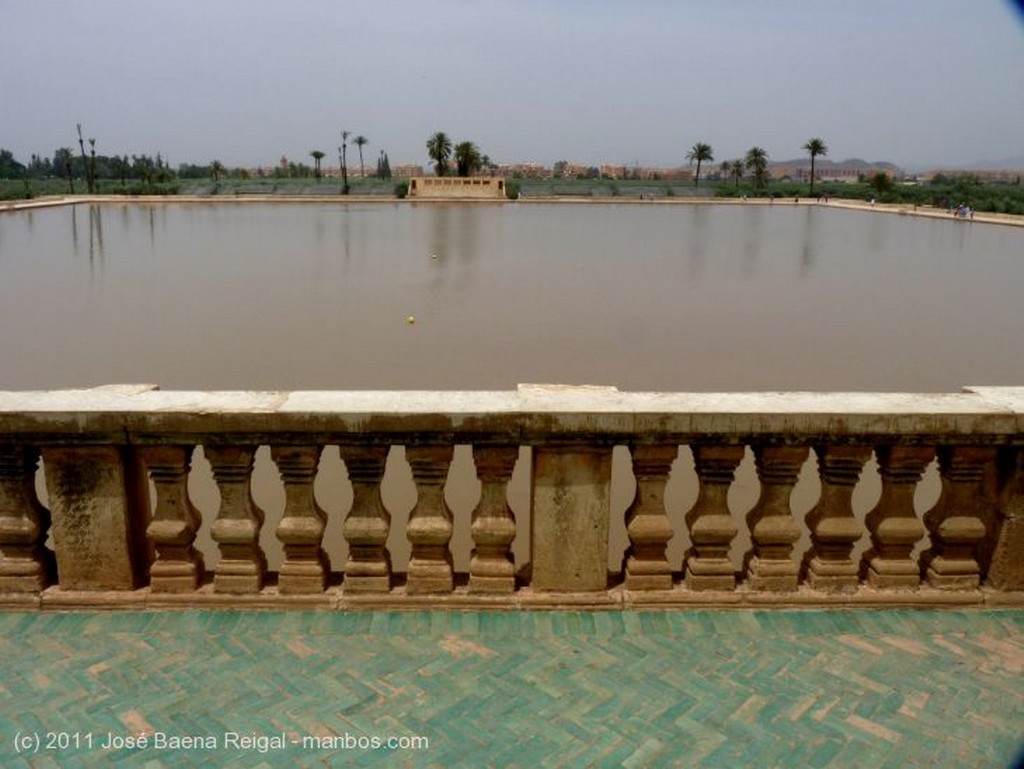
0,610,1021,768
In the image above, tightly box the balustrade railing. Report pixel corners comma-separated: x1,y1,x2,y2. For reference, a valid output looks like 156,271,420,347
1,384,1022,609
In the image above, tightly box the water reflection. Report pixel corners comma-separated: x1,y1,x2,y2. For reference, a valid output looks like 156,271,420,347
799,206,817,278
88,205,105,270
70,205,79,259
684,204,708,281
740,204,763,277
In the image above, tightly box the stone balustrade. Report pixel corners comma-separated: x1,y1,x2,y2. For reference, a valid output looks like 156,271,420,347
1,384,1022,609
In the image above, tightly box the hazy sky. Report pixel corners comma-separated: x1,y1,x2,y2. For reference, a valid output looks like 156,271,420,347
5,1,1023,170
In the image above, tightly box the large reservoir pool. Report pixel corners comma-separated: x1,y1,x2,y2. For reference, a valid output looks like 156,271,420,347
1,201,1021,391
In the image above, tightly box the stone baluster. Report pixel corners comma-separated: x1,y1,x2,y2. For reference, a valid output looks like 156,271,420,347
141,446,203,592
405,445,454,594
469,445,519,594
272,446,327,594
923,446,995,589
623,444,678,591
0,445,52,593
864,446,932,588
339,445,391,593
988,448,1024,590
206,446,265,594
745,446,808,591
685,445,743,591
805,446,871,592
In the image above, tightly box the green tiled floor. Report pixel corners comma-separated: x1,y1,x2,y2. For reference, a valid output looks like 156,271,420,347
0,609,1021,768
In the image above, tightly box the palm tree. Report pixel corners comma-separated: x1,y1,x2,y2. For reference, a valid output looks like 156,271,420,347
353,136,368,178
426,131,452,177
210,160,225,183
686,142,713,187
56,147,76,193
339,130,350,193
88,138,98,193
730,160,745,191
453,141,482,177
310,150,325,180
802,138,828,196
76,123,93,193
745,147,769,190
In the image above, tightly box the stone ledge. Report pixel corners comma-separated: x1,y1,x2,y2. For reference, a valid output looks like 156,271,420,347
1,384,1022,440
7,585,1020,612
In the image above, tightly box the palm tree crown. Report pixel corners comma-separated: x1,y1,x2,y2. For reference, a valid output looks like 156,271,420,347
426,131,453,176
310,150,325,180
453,141,482,177
745,147,769,189
353,136,368,178
802,137,828,195
730,160,745,190
686,142,713,187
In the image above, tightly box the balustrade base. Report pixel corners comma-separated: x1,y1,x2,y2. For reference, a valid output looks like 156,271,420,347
469,575,516,595
746,559,799,592
342,574,392,593
807,559,860,592
867,560,922,589
926,561,981,590
278,562,329,595
149,562,203,594
0,565,50,594
624,559,673,591
4,584,1020,611
406,562,454,595
685,561,738,592
213,570,264,595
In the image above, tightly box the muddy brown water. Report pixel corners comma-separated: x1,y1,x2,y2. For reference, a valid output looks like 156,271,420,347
3,202,1020,573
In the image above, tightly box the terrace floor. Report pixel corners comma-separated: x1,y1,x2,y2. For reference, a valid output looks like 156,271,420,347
0,608,1021,768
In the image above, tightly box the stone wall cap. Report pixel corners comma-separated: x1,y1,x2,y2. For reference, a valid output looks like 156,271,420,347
0,386,1022,423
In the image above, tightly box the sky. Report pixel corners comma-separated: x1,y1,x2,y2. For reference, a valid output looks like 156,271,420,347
4,0,1024,171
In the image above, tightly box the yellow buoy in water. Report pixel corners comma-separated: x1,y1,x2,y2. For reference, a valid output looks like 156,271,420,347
407,315,416,324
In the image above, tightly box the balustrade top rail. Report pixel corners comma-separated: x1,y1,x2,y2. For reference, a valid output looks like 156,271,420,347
1,384,1022,442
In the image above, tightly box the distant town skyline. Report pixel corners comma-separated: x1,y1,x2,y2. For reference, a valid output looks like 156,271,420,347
4,1,1023,171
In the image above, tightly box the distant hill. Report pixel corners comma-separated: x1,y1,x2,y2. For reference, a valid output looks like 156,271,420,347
959,156,1024,170
771,157,901,172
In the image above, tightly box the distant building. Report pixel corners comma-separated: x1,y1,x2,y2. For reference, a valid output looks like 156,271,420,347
496,163,550,179
392,164,425,178
770,159,898,183
408,177,506,199
919,168,1023,183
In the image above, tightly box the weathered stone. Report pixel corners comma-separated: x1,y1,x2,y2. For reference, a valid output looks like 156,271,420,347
532,444,612,592
0,445,52,593
685,445,743,591
206,446,265,594
42,446,148,590
405,445,454,594
624,444,678,591
340,445,391,593
865,446,931,589
806,445,871,592
988,448,1024,589
272,445,327,594
746,446,808,592
469,445,519,594
923,446,995,590
142,445,203,593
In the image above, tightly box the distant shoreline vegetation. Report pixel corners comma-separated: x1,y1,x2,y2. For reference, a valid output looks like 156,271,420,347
3,175,1024,214
1,147,1023,213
